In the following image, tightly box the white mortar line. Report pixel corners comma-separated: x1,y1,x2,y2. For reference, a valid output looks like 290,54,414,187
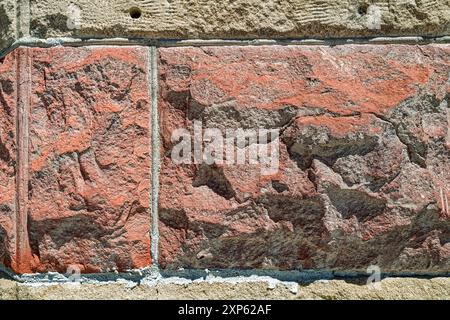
1,35,450,58
7,266,450,285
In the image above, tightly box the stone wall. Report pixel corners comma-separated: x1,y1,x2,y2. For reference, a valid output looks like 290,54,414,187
0,0,449,299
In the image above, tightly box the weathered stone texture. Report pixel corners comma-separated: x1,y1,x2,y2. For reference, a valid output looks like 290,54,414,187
15,281,158,300
0,50,16,269
158,45,450,272
29,0,450,40
1,277,450,300
0,0,17,52
0,46,152,274
0,278,17,299
27,47,152,273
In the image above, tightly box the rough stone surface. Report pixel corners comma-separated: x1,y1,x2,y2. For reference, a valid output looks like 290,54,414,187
0,0,17,53
0,277,449,300
0,50,16,270
158,45,450,272
296,277,450,300
28,46,152,273
16,281,158,300
29,0,450,40
0,46,152,274
0,278,17,299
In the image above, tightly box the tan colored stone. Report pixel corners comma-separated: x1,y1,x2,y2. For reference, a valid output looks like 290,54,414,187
0,279,17,300
1,277,449,300
16,281,158,300
0,0,17,52
155,281,296,300
298,278,450,300
29,0,450,40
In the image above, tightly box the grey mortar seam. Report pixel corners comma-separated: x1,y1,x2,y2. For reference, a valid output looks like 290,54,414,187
149,46,160,266
2,263,450,284
1,35,450,58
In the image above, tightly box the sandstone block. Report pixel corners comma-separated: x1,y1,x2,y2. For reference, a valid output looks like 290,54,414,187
0,0,17,53
29,1,450,40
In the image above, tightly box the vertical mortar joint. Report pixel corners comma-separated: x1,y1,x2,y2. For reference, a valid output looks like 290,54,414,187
149,46,160,267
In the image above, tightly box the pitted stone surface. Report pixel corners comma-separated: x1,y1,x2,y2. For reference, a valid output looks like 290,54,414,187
0,0,17,53
1,42,450,278
1,277,450,300
29,1,450,40
28,47,152,273
158,45,450,272
2,1,450,53
0,49,16,270
0,46,152,274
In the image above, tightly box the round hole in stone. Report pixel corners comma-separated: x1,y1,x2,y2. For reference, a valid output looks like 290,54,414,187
358,3,369,15
129,7,142,19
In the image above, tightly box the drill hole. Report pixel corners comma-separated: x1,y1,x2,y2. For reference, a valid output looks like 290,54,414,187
129,7,142,19
358,3,369,15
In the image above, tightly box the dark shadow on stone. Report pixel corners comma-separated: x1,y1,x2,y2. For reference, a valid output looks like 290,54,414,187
327,186,387,222
193,164,236,200
0,224,11,268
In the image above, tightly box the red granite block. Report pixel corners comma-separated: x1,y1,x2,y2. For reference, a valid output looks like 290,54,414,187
158,45,450,271
27,47,152,273
1,46,152,274
0,50,17,271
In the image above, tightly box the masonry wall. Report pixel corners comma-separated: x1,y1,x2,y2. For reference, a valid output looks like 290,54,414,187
0,0,450,299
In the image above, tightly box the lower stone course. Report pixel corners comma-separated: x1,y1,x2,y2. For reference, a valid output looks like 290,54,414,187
1,277,450,300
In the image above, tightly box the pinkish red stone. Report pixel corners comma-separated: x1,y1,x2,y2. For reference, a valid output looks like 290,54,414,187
28,47,152,273
0,47,152,274
0,51,16,271
158,45,450,271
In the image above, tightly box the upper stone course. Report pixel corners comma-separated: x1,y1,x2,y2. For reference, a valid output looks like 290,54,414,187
2,1,450,53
